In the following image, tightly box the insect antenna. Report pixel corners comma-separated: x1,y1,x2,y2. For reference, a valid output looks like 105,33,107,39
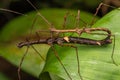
0,8,28,17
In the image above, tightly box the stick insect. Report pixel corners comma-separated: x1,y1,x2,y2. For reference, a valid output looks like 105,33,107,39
17,1,118,80
0,1,119,80
48,2,118,65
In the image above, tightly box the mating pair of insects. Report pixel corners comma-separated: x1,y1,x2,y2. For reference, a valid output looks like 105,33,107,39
0,0,119,80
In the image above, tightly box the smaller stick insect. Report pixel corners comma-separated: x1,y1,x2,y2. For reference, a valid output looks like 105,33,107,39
47,4,118,66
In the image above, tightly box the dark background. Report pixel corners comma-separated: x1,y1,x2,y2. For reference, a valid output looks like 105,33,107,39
1,0,120,30
0,0,112,30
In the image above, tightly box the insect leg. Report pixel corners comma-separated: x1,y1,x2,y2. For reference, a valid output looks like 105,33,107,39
62,11,69,29
51,45,73,80
18,46,29,80
61,44,83,80
90,3,103,26
31,45,45,61
27,13,45,61
85,31,118,66
111,35,117,66
72,45,83,80
90,2,119,26
26,0,52,27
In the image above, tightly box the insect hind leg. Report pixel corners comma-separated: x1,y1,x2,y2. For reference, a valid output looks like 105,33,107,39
71,45,83,80
18,46,29,80
51,45,73,80
59,43,83,80
86,31,118,66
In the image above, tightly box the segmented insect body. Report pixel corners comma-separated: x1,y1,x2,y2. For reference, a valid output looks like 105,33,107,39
17,37,112,48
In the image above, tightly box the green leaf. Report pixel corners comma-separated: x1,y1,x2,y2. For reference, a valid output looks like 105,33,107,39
0,8,94,79
40,9,120,80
